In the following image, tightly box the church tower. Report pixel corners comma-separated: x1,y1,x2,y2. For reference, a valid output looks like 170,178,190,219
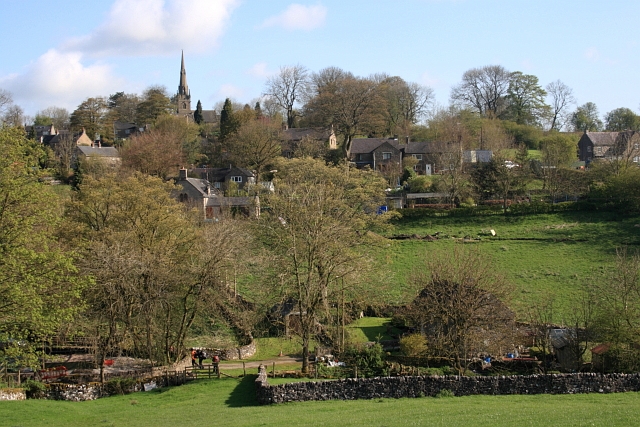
176,51,192,116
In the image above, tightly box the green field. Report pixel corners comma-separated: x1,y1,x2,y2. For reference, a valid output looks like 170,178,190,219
374,210,640,320
3,377,640,427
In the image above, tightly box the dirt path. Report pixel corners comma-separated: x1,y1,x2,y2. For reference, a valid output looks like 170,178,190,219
219,356,302,370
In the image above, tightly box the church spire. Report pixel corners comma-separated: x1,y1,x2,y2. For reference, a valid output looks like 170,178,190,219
176,50,192,115
178,50,189,97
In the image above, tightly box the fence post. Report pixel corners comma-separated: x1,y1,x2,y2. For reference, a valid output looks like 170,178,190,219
272,362,275,378
243,362,246,377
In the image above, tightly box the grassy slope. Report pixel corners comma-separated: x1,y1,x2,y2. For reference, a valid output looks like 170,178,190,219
375,211,640,320
3,378,640,427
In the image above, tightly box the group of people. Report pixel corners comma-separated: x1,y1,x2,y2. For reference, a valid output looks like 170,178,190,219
190,348,220,371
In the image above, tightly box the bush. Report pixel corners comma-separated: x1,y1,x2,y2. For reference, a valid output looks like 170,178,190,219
399,333,427,358
104,377,138,395
435,389,455,398
23,380,47,399
342,343,387,378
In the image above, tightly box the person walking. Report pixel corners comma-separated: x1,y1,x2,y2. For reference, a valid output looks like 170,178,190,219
191,349,197,367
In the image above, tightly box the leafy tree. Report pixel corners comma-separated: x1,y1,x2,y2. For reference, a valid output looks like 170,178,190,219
407,246,513,375
34,106,70,130
224,119,282,183
605,107,640,131
264,64,309,129
107,92,140,123
571,102,603,132
546,80,575,131
219,98,239,142
539,133,578,200
450,65,511,118
304,72,386,156
194,100,204,125
260,158,387,373
120,126,186,179
70,97,108,141
136,85,173,125
0,127,86,369
503,72,549,126
377,75,434,136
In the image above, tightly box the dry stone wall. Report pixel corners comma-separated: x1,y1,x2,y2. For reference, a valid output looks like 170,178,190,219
255,366,640,405
0,389,26,400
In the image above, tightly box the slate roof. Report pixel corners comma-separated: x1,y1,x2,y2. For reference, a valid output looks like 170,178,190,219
192,167,255,182
76,146,120,157
584,132,618,146
350,138,400,154
283,127,332,141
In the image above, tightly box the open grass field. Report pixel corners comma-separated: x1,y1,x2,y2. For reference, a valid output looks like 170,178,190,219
3,377,640,427
373,210,640,320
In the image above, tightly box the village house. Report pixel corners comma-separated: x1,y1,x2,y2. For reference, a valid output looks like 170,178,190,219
578,130,640,164
281,127,337,158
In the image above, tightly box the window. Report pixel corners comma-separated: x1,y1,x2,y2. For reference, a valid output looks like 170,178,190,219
587,146,592,153
125,129,130,134
382,152,392,160
214,182,221,188
413,164,423,172
596,147,602,154
412,154,423,160
230,176,243,183
634,143,639,150
634,156,640,163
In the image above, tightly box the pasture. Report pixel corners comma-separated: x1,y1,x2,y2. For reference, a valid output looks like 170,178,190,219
374,210,640,320
3,377,640,427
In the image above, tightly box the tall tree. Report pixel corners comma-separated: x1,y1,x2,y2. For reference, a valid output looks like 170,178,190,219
107,92,140,123
219,98,239,142
225,119,282,183
70,97,108,140
605,107,640,131
0,89,13,116
504,72,549,126
379,76,434,136
0,127,86,369
450,65,511,118
194,100,204,125
136,85,173,125
34,106,70,130
260,158,387,373
571,102,603,132
120,127,186,179
304,74,386,156
264,64,309,128
539,133,578,200
546,80,575,131
1,105,26,127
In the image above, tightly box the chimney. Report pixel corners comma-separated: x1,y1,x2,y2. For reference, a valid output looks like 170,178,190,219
179,168,188,180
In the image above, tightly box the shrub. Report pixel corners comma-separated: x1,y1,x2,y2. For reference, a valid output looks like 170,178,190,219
342,343,387,378
435,389,455,398
23,380,47,399
104,377,138,395
399,333,427,358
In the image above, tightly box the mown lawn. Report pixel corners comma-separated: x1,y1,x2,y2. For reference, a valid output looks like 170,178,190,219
372,210,640,320
3,378,640,427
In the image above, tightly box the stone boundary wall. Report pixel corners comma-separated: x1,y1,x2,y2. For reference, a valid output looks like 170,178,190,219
255,365,640,405
198,340,257,361
0,388,26,401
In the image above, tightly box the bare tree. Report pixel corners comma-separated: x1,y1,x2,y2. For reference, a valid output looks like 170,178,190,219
224,119,282,183
264,65,309,128
0,89,13,116
408,246,514,375
380,76,434,135
546,80,575,131
450,65,511,118
1,105,26,126
37,106,70,130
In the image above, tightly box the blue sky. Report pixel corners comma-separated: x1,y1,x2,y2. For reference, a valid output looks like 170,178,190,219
1,0,638,121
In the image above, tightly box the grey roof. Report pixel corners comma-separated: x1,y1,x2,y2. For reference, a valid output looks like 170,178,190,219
201,110,218,123
183,177,213,197
191,167,254,182
350,138,399,154
283,127,332,141
584,132,618,146
77,146,120,157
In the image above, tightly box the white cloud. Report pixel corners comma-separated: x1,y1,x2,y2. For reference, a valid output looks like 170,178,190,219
420,71,439,87
64,0,240,57
259,3,327,31
246,62,273,79
0,49,123,113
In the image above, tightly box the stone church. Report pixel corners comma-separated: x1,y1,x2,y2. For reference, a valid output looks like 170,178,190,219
175,52,218,124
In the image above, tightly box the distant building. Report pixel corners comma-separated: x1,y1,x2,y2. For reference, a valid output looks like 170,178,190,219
578,130,640,164
174,52,218,124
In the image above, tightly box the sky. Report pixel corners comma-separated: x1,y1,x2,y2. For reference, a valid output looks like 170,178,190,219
1,0,639,122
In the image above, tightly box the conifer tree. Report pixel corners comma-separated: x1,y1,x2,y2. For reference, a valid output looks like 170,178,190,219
219,98,238,142
194,100,204,125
